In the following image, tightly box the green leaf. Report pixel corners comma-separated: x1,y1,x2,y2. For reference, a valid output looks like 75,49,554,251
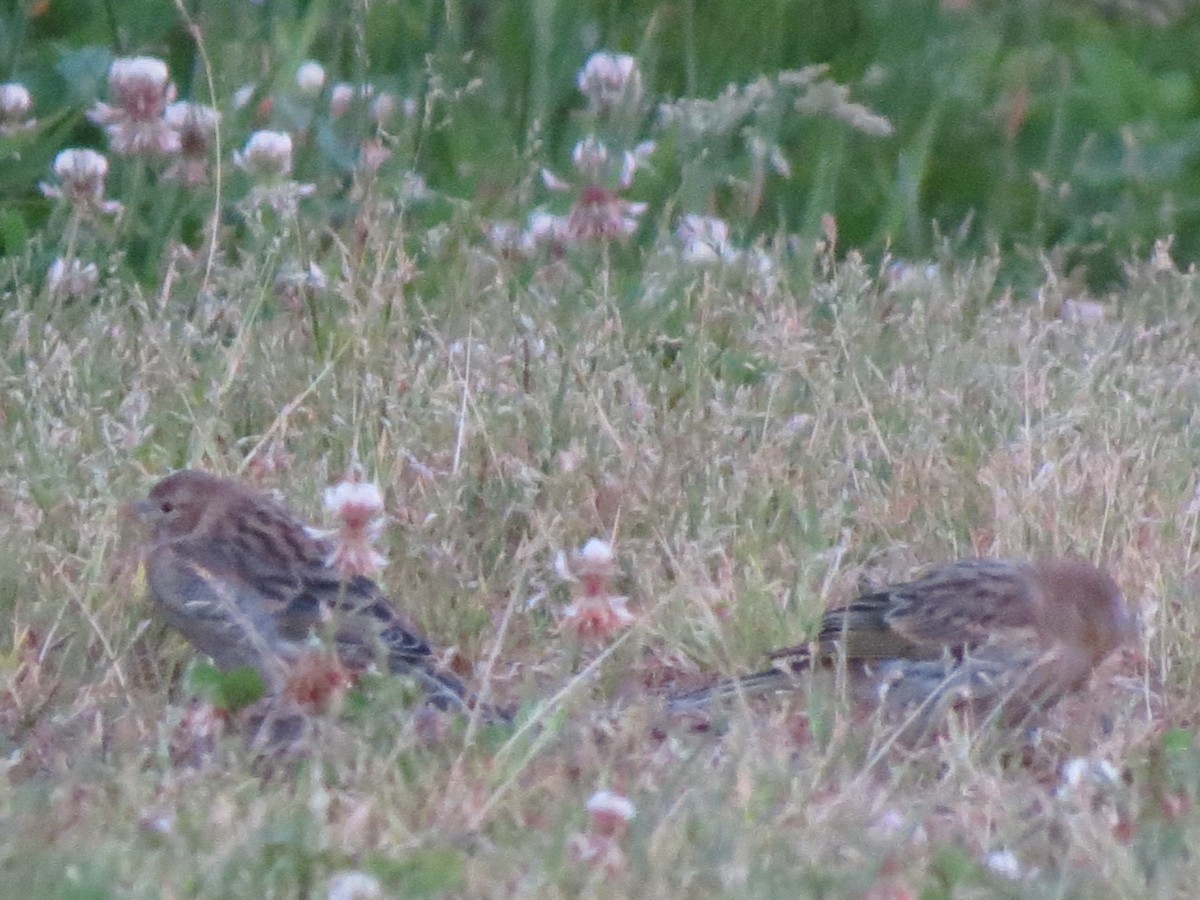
183,661,265,711
54,46,111,106
1161,728,1193,757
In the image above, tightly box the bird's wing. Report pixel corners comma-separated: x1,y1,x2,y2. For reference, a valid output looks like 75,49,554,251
757,589,935,666
762,560,1039,666
292,564,495,716
841,559,1041,658
299,567,436,668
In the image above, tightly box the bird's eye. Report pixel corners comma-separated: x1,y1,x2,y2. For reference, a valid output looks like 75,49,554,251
160,501,174,514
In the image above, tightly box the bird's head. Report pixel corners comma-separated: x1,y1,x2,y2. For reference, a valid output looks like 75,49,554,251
131,469,229,539
1037,559,1136,665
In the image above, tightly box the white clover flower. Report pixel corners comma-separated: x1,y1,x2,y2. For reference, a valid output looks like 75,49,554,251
984,849,1022,880
235,130,294,178
53,148,107,191
108,56,172,114
521,209,570,254
1059,756,1121,793
0,83,30,119
369,92,397,125
555,538,633,641
0,82,34,134
576,538,615,571
165,101,219,135
577,52,643,115
40,149,122,216
235,131,317,213
295,61,326,96
88,56,180,156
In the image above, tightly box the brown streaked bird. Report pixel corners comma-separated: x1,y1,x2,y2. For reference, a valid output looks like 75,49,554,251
669,558,1135,732
133,469,506,721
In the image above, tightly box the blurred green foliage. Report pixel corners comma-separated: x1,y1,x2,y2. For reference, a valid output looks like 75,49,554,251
2,0,1199,286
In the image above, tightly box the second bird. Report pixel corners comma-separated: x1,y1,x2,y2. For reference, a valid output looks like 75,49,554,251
670,557,1134,732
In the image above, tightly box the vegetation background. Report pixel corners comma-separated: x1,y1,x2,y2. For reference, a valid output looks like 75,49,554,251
6,0,1200,284
0,0,1198,896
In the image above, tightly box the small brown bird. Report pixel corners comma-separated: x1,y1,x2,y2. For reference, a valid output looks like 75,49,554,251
670,558,1135,731
133,470,505,720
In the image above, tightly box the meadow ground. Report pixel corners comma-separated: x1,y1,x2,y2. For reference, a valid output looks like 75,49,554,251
3,6,1200,895
1,224,1197,897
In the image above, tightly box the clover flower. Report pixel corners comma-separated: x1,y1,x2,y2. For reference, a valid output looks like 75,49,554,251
555,538,634,641
88,56,181,156
323,477,388,578
577,52,643,116
0,83,35,135
39,149,123,217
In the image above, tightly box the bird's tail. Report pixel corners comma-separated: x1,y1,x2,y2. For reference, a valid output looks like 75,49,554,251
396,659,514,724
668,652,812,711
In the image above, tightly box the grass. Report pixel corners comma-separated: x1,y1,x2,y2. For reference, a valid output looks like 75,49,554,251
0,217,1193,896
2,3,1200,896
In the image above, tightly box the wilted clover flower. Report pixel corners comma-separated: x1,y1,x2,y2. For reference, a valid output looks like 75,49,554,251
163,102,219,185
322,477,388,578
577,52,643,116
40,149,122,217
0,83,35,135
555,538,635,641
569,789,636,874
88,56,181,156
539,138,653,246
566,186,646,243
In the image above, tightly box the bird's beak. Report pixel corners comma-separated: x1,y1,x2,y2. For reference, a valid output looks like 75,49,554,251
122,497,157,524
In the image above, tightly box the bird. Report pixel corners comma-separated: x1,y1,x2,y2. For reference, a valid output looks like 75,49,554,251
669,558,1135,734
132,469,507,721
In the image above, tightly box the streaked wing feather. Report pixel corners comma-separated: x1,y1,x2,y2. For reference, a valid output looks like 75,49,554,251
875,559,1038,651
